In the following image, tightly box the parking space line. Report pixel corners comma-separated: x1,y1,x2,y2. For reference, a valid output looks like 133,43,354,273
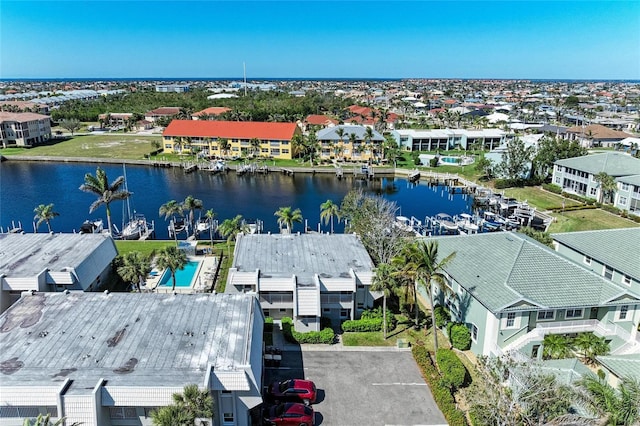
371,382,427,386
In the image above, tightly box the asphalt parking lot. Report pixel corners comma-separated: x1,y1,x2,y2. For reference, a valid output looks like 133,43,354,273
264,349,446,426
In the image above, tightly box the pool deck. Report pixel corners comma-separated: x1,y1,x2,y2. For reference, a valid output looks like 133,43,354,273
146,255,218,294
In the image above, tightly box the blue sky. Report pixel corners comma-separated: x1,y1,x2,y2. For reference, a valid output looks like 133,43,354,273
2,1,639,79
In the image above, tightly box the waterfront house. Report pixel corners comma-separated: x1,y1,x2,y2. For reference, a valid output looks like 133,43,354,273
316,124,385,162
423,232,640,359
162,120,301,160
144,107,181,123
226,233,376,332
0,233,117,313
552,228,640,297
392,128,506,152
0,292,263,426
0,111,51,147
192,106,232,120
97,113,133,128
551,152,640,205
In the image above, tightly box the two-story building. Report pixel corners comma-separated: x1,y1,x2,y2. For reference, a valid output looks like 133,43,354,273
613,174,640,216
0,292,263,426
226,233,376,332
0,233,118,313
162,120,301,160
551,152,640,205
315,125,385,162
423,232,640,359
392,128,506,152
0,111,51,147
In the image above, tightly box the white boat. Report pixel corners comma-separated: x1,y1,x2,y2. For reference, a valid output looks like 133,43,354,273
456,213,479,233
434,213,459,234
196,217,211,234
395,216,414,233
481,211,503,231
79,219,104,234
121,213,154,240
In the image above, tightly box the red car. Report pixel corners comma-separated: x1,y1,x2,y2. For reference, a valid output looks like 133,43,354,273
263,403,314,426
267,379,317,405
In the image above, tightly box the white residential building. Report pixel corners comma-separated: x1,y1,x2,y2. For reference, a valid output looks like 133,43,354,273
226,233,376,332
392,128,506,152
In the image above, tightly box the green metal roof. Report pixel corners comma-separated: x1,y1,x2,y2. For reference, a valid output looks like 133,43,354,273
430,232,637,314
616,174,640,186
597,354,640,381
552,228,640,281
554,152,640,176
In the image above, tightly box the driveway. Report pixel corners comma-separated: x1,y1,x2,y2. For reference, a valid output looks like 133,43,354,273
264,349,446,426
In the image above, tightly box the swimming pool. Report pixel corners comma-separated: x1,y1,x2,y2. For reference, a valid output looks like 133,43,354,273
158,260,201,287
440,156,459,164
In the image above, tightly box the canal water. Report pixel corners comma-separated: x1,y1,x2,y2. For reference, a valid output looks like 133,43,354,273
0,161,473,238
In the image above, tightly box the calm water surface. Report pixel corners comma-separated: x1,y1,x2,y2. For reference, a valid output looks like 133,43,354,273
0,161,472,237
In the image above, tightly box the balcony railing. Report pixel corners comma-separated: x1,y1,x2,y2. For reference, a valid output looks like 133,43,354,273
321,294,353,304
260,294,293,305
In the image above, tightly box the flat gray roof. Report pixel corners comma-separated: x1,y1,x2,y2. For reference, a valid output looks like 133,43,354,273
0,292,258,387
0,233,116,277
233,233,374,283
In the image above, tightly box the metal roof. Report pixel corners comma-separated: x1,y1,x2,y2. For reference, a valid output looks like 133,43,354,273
554,152,640,177
552,228,640,281
0,233,117,279
0,292,259,388
429,232,637,313
616,174,640,186
597,354,640,381
316,125,384,142
232,233,374,284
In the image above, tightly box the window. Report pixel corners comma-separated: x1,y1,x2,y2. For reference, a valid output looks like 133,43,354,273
604,266,613,280
584,256,592,265
619,196,627,206
565,308,582,319
554,176,561,184
223,413,234,422
590,187,597,196
340,309,349,318
471,324,478,342
619,305,629,320
537,310,555,321
622,275,632,286
506,312,516,327
109,407,138,420
621,183,629,191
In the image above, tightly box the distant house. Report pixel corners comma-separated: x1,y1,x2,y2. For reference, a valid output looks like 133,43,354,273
425,232,640,359
226,233,376,332
144,107,182,123
0,100,49,114
0,233,118,313
316,124,385,162
0,111,51,147
192,106,232,120
98,113,133,127
155,84,189,93
0,292,263,426
551,152,640,204
302,114,338,132
565,124,632,148
162,120,301,160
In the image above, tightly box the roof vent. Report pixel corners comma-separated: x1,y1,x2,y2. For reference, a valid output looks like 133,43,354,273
64,289,70,295
173,291,178,296
30,290,37,295
104,290,109,295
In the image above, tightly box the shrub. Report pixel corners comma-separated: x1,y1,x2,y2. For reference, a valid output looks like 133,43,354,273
449,323,472,350
361,307,396,330
430,157,439,167
542,183,562,194
342,317,383,332
412,345,468,426
264,316,274,332
601,204,622,215
434,305,450,329
436,348,468,390
281,317,335,344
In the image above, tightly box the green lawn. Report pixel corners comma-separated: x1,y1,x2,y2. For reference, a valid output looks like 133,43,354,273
1,134,161,160
342,317,446,351
503,187,582,210
115,240,176,257
548,209,640,233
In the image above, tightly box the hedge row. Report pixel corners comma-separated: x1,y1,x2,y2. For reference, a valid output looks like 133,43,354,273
542,183,562,194
434,306,450,329
281,317,335,344
412,345,468,426
342,317,384,332
436,349,468,391
494,177,544,189
549,205,597,213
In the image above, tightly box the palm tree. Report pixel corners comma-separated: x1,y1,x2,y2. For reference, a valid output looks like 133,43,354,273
159,200,184,243
33,203,59,233
411,240,456,351
117,251,151,292
542,334,572,360
155,246,188,292
150,384,213,426
371,262,397,339
205,208,216,251
594,172,617,204
391,243,420,320
274,206,303,234
219,138,231,158
79,167,131,236
320,199,340,234
572,332,610,365
577,375,640,426
182,195,203,237
218,215,250,251
249,137,261,157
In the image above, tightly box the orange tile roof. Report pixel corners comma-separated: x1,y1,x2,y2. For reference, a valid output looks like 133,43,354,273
305,114,338,126
193,107,232,116
163,120,298,140
147,107,181,116
0,111,50,122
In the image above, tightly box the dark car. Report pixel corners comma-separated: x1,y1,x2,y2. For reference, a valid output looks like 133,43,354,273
263,402,314,426
266,379,317,405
